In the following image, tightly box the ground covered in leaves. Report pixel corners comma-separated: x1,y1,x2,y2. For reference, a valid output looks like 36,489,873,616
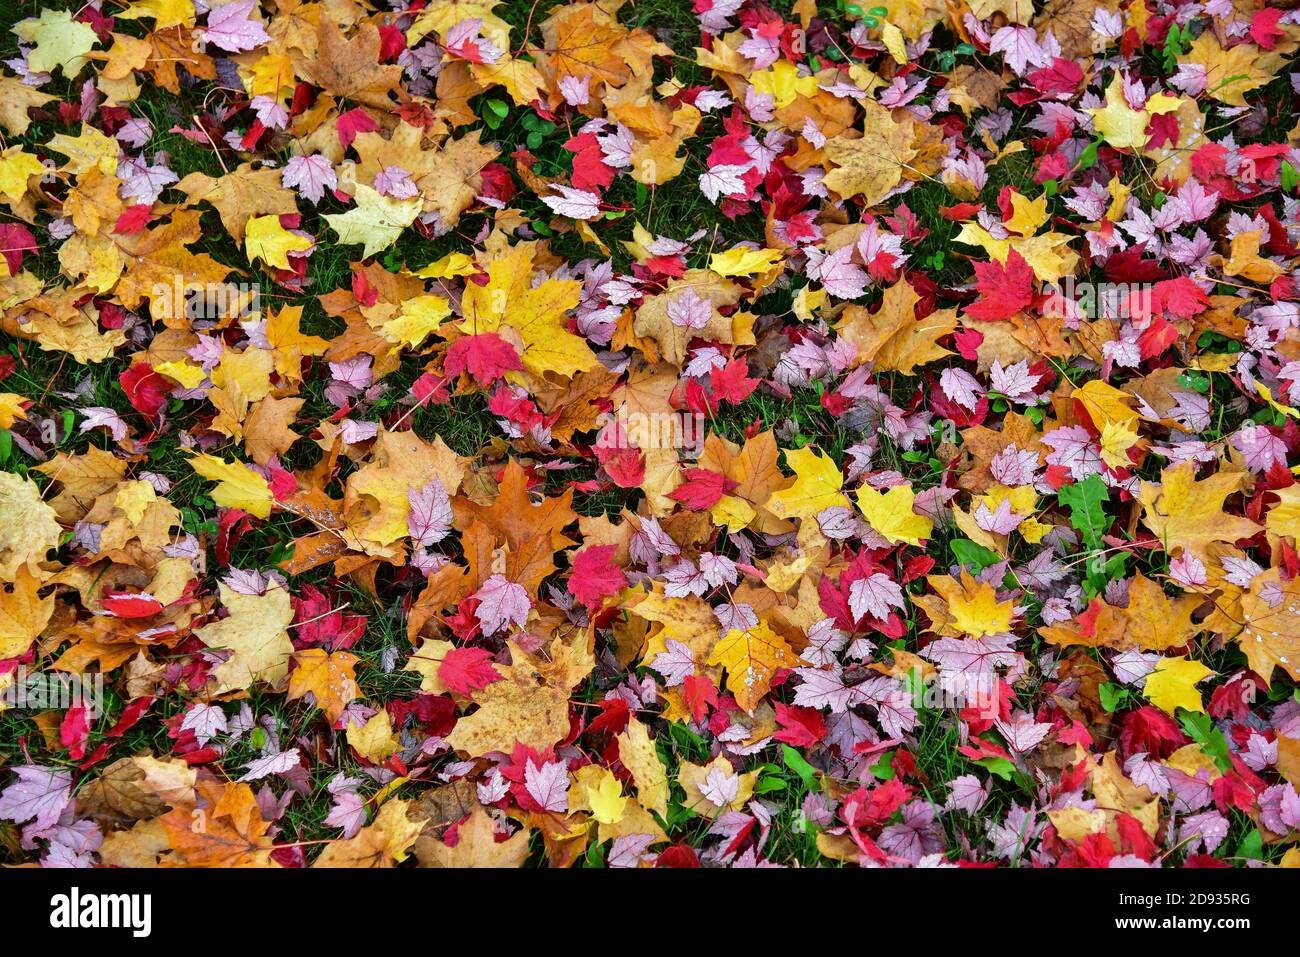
1,0,1300,869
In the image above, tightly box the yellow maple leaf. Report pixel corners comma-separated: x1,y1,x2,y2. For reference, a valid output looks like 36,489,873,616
347,709,399,762
188,453,274,519
1236,569,1300,686
1138,462,1260,561
616,717,668,816
929,572,1013,638
414,252,478,279
1073,378,1139,432
457,245,597,381
45,128,119,175
118,0,196,29
835,278,956,374
587,768,628,825
378,294,451,350
114,480,157,524
152,360,206,390
749,60,819,109
0,565,54,660
0,149,45,203
324,184,421,258
1144,655,1214,714
0,392,29,429
1099,419,1140,470
1088,76,1179,150
313,798,424,868
1123,573,1203,652
709,246,783,277
822,101,917,207
14,9,98,76
707,620,803,712
244,214,312,270
196,584,295,694
766,447,850,522
856,482,933,546
288,649,360,724
0,471,62,581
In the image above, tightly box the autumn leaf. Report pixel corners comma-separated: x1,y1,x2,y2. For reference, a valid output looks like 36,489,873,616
1143,656,1214,715
188,452,274,519
766,447,850,522
197,584,295,694
856,483,933,546
1138,462,1261,561
822,101,917,207
287,649,360,724
706,620,803,712
314,799,425,868
0,565,53,659
837,278,958,373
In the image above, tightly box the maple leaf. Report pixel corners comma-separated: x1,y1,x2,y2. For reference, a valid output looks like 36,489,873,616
1235,569,1300,686
0,471,62,581
1138,462,1261,561
197,584,295,694
822,102,918,207
297,19,405,109
1087,75,1180,149
707,620,804,712
855,483,933,546
438,646,502,696
347,710,399,763
0,765,72,831
161,781,278,867
927,572,1014,639
837,278,957,373
0,565,53,659
616,717,669,816
324,184,422,258
414,805,529,868
458,245,597,382
14,10,98,76
1143,656,1214,715
569,544,626,610
1122,573,1203,652
452,460,576,594
766,447,850,522
175,163,299,243
446,633,593,756
244,214,311,269
586,768,628,824
963,248,1035,321
287,649,360,724
314,799,426,868
188,453,274,519
444,332,522,385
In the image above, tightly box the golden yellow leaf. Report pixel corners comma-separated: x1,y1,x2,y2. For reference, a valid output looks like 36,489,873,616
1143,655,1214,715
188,452,274,519
288,649,360,724
706,620,803,712
197,584,295,694
856,482,933,546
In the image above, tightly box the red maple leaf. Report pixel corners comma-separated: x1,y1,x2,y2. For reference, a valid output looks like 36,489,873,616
444,332,523,386
437,646,502,696
569,545,626,610
119,363,170,416
667,468,734,510
963,248,1034,321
